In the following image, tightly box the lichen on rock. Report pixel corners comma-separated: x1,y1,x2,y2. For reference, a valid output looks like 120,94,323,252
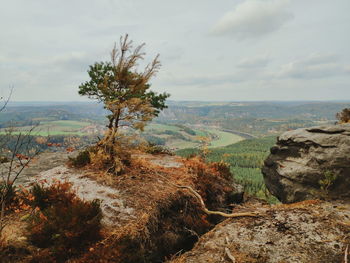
262,124,350,203
169,200,350,263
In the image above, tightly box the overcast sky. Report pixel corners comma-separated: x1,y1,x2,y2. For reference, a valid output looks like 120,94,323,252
1,0,349,101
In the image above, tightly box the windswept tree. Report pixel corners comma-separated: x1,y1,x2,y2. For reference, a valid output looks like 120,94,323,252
78,34,169,173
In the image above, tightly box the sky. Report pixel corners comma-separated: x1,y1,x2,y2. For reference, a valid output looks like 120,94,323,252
0,0,349,101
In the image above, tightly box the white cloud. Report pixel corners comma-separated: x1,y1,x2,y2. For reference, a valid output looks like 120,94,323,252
211,0,293,39
162,73,244,87
0,0,349,101
276,53,349,79
237,55,269,68
345,66,350,74
298,53,338,66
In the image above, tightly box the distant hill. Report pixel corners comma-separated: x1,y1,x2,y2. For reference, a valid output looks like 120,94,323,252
157,101,350,136
0,102,106,128
160,101,350,120
2,100,349,136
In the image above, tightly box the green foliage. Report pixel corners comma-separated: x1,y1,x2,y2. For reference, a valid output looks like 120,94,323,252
78,35,170,174
319,170,337,193
174,125,196,136
143,135,166,146
78,61,115,102
78,35,169,132
27,182,102,261
163,130,188,140
182,127,196,136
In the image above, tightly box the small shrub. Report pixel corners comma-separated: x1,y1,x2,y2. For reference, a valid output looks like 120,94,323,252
182,126,196,136
336,108,350,123
186,158,235,211
319,170,337,193
0,156,9,163
210,161,232,181
143,135,166,145
27,182,102,261
89,144,131,174
0,182,17,210
30,182,75,210
30,183,50,210
145,143,173,155
69,149,91,168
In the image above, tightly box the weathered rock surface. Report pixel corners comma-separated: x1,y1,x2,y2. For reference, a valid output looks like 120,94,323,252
262,124,350,203
170,200,350,263
32,166,136,226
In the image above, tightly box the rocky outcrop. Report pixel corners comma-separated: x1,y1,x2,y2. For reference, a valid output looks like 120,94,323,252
169,200,350,263
171,124,350,263
262,124,350,203
3,153,244,263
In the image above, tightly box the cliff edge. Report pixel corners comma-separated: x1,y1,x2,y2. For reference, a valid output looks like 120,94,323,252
170,124,350,263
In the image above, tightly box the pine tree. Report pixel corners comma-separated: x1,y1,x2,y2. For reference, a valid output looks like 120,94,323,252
78,34,169,173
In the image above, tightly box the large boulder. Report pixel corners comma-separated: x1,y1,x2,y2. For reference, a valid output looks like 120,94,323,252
262,124,350,203
169,200,350,263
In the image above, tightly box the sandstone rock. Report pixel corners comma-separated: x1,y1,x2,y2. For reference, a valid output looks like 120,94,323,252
262,124,350,203
170,200,350,263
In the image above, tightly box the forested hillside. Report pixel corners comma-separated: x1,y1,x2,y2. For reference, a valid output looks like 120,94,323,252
177,136,278,202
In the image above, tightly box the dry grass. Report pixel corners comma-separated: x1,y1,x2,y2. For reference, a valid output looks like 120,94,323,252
72,155,239,262
2,152,244,262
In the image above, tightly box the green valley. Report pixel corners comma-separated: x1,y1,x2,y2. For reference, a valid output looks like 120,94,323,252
176,136,279,202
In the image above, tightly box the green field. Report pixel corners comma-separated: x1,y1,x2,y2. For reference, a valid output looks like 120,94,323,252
1,121,245,150
167,139,198,149
40,120,90,128
146,123,182,132
0,120,92,136
193,129,208,137
144,123,245,150
207,129,244,148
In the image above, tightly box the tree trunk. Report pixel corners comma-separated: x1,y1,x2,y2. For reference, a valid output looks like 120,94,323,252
112,109,121,144
108,117,114,129
0,195,6,238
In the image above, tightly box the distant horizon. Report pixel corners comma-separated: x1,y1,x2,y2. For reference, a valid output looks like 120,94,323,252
6,99,350,105
1,0,349,101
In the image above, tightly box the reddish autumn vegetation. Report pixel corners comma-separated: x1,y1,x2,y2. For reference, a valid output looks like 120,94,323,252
0,182,102,262
71,155,240,263
188,159,242,211
26,182,102,262
0,145,245,263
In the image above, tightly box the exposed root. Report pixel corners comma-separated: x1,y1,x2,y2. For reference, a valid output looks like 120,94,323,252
225,247,236,263
156,172,260,218
345,244,349,263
